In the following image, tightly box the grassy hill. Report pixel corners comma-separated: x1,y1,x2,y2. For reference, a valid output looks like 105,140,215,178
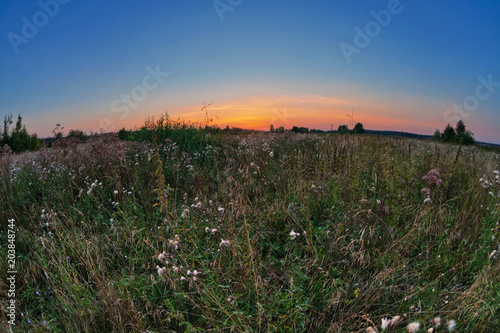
1,118,499,332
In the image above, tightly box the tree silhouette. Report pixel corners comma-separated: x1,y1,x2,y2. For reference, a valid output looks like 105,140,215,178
353,122,365,134
456,120,466,136
442,124,456,142
433,121,474,145
337,125,349,134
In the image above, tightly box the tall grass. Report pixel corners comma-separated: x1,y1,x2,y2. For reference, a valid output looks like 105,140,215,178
1,119,499,332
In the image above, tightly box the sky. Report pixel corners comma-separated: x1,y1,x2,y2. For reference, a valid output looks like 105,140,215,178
1,0,499,143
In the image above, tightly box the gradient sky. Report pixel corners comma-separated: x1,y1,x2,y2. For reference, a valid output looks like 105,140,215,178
1,0,499,143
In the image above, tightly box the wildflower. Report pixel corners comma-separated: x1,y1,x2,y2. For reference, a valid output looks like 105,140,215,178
427,329,433,333
367,327,376,333
181,208,189,219
422,169,443,186
424,197,432,204
187,270,192,275
389,314,406,328
180,276,187,282
406,322,419,333
158,251,168,262
489,249,497,259
219,239,230,247
269,151,274,158
172,266,179,273
205,227,218,234
446,320,456,331
218,207,225,213
156,266,167,277
289,230,298,240
168,239,180,250
113,190,118,195
227,296,235,305
193,276,199,282
193,270,200,276
421,187,431,197
431,317,441,328
381,317,390,330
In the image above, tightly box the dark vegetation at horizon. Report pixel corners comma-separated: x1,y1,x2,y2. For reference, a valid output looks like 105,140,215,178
1,113,497,156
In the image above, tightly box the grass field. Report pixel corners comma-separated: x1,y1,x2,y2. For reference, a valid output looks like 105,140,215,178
1,116,499,332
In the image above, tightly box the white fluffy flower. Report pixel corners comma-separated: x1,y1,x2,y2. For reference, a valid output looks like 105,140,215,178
406,322,419,333
381,317,390,330
156,266,167,277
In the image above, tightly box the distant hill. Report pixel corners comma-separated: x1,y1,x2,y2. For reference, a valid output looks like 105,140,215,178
363,129,432,139
323,129,499,147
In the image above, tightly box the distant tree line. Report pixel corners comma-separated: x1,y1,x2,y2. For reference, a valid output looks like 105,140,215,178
338,122,365,134
269,124,285,133
1,114,41,153
269,122,366,135
433,120,475,145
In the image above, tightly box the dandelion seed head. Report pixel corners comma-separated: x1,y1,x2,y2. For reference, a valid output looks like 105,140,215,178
406,322,419,333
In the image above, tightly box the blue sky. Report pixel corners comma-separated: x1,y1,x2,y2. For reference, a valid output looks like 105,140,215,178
1,0,499,143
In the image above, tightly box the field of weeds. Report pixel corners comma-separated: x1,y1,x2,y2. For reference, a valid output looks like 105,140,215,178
1,118,499,332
